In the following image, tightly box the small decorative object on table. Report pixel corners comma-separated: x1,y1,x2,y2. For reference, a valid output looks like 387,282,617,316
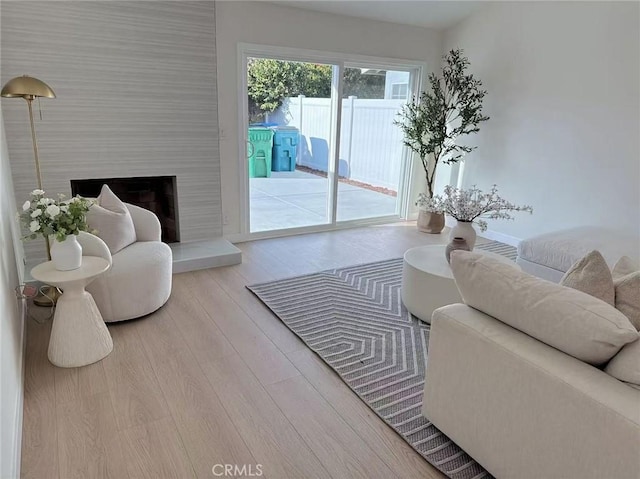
19,189,93,271
445,237,470,263
422,185,533,250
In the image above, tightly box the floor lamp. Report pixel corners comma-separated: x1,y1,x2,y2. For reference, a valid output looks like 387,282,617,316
1,75,58,306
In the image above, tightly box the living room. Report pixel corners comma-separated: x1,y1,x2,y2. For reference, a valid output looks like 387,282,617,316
1,1,638,479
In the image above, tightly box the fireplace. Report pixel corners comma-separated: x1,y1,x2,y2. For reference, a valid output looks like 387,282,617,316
70,176,179,243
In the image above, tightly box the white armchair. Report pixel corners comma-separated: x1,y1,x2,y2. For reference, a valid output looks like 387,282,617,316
78,203,173,322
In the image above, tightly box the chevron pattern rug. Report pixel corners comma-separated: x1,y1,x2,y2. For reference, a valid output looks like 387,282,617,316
248,242,515,479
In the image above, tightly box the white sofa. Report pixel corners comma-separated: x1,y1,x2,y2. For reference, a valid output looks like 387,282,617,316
422,251,640,479
423,305,640,479
78,203,172,322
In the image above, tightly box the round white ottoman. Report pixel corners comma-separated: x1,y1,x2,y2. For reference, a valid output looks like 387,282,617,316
401,245,516,323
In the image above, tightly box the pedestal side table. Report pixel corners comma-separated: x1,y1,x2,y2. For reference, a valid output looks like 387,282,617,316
31,256,112,368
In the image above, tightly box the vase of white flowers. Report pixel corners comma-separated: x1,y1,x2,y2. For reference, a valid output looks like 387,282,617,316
420,185,533,251
49,234,83,271
19,189,94,271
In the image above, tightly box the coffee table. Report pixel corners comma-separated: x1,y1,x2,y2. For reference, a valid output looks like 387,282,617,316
31,256,112,368
401,245,518,323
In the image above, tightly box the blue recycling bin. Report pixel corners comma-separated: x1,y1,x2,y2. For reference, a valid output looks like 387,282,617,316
272,127,299,172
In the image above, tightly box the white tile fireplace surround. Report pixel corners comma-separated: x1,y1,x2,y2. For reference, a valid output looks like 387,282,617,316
1,1,226,265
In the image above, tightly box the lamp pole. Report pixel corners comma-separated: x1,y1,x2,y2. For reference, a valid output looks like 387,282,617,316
1,75,57,304
26,96,44,190
24,95,51,260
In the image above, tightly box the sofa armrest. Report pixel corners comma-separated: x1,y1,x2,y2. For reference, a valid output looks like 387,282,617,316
423,304,640,479
125,203,161,242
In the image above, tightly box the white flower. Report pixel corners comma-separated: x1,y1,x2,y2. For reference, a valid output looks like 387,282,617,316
37,198,52,206
31,189,45,196
29,220,40,232
30,209,42,218
45,204,60,218
22,200,30,211
60,205,69,213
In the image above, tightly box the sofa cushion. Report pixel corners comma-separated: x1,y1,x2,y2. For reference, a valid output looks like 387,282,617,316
560,250,614,306
612,256,640,331
613,256,640,278
605,339,640,386
86,185,137,254
450,251,639,365
613,270,640,331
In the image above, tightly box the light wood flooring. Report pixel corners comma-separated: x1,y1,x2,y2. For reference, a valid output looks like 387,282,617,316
22,223,458,479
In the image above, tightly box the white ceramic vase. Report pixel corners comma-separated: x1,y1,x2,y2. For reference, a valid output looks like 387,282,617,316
449,220,477,250
50,235,83,271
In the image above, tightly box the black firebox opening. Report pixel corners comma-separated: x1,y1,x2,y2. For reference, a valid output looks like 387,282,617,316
70,176,179,243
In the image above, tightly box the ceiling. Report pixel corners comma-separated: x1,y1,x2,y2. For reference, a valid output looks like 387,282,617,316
267,1,487,30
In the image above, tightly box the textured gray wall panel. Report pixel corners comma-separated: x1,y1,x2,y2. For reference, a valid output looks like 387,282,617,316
1,1,221,261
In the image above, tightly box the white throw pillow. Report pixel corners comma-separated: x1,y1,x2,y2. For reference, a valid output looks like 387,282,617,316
605,338,640,386
449,251,639,365
612,256,640,277
86,185,137,254
560,250,614,306
612,256,640,331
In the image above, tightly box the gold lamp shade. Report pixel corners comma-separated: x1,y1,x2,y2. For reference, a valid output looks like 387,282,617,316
1,75,56,100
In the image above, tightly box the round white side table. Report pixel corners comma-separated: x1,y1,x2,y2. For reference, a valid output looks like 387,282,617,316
401,245,518,323
31,256,113,368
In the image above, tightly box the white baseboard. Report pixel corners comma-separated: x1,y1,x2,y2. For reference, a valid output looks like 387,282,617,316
480,229,522,247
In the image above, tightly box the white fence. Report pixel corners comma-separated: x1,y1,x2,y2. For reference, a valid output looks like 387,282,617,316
269,96,406,191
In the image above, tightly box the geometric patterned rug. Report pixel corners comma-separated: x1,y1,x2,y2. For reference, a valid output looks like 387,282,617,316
248,242,514,479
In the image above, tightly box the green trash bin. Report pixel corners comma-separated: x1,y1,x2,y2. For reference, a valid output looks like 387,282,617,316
248,127,274,178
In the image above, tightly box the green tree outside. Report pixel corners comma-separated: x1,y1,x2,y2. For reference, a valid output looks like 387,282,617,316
247,59,385,122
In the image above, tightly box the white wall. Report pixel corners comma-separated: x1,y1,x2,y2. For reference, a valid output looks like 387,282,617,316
0,106,26,478
216,1,442,236
444,1,640,241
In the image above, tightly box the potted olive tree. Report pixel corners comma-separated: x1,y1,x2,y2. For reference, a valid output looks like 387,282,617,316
395,49,489,233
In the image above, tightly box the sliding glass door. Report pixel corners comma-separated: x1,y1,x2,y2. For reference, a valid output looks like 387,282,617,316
242,46,421,236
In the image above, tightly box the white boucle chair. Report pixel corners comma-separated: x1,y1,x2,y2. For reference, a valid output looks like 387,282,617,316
77,203,172,322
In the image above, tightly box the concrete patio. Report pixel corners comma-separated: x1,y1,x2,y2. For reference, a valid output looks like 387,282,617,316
250,171,398,232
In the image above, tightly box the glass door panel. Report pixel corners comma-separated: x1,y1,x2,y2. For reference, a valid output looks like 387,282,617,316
247,57,335,233
336,67,412,222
